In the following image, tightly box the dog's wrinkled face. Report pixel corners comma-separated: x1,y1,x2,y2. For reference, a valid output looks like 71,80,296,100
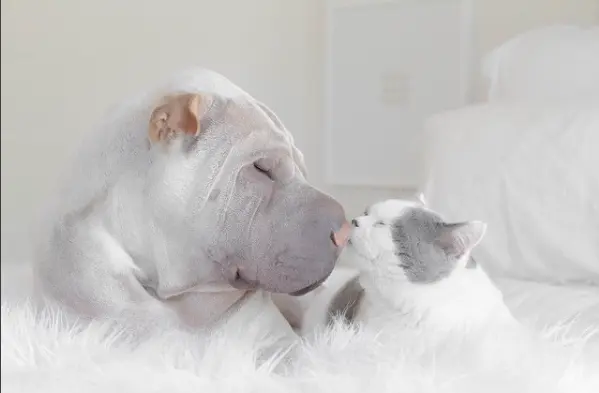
146,87,348,298
347,199,486,284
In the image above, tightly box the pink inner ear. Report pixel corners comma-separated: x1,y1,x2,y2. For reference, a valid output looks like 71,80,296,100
170,94,202,136
436,228,467,257
436,221,486,258
175,108,199,135
149,94,205,143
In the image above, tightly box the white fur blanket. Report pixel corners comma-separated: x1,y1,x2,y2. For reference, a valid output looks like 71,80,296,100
2,263,599,393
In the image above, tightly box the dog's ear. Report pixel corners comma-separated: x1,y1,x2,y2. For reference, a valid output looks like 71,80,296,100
148,93,213,144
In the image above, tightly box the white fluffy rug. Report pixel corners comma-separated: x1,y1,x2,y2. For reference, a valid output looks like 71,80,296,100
1,263,599,393
2,297,599,393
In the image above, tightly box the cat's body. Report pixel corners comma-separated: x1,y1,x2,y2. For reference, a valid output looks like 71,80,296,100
304,199,517,334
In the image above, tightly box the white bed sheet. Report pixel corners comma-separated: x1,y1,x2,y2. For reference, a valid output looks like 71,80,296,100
495,277,599,341
422,99,599,285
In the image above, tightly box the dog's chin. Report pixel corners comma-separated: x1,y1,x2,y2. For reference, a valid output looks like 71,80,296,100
289,276,328,296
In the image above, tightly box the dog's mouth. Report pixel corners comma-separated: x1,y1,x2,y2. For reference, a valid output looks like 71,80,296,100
227,267,259,290
226,265,329,296
289,276,328,296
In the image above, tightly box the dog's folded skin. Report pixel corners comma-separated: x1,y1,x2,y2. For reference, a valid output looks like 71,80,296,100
32,68,348,342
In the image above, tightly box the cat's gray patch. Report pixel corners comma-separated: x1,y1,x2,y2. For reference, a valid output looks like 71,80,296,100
326,276,364,325
391,208,459,284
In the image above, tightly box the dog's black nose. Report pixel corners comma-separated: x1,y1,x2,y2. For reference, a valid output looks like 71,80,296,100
351,218,359,227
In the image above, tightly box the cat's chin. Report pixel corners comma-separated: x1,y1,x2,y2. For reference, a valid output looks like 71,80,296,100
338,243,374,270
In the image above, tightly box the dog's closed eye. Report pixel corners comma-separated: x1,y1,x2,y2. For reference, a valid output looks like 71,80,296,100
254,162,274,180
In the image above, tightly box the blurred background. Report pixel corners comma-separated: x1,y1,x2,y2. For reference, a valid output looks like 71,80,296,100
2,0,598,264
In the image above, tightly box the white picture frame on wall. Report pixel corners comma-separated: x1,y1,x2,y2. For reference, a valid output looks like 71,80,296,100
324,0,474,187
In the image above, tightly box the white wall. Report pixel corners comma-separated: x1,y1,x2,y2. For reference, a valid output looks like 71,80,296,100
1,0,597,263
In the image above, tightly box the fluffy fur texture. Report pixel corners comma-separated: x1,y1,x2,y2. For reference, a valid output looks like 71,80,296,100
2,296,598,393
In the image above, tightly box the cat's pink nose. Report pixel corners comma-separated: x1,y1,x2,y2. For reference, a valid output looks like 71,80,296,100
331,221,351,247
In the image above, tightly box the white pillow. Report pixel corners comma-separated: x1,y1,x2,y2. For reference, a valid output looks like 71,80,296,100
482,25,599,103
421,99,599,285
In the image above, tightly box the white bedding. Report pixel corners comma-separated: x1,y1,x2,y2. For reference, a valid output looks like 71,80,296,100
427,25,599,289
2,262,599,393
482,25,599,103
423,99,599,285
495,277,599,339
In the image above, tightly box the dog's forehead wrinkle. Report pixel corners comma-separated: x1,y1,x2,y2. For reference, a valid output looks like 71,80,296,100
156,72,304,179
196,98,292,160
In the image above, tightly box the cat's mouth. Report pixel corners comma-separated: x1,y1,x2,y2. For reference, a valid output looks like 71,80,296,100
346,235,374,261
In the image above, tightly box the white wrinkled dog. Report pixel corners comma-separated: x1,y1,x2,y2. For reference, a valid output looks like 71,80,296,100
304,198,517,334
32,68,348,340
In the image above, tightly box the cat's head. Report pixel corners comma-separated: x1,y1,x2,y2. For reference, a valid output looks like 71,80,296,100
347,199,487,284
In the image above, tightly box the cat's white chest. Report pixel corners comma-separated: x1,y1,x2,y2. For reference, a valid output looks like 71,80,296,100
358,268,516,332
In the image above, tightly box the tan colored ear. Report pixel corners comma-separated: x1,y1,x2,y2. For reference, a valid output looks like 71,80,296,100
149,93,211,144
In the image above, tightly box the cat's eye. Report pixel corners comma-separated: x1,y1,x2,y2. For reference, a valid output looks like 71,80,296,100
374,221,385,227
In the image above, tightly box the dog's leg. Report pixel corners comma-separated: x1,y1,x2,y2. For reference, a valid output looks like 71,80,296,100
271,293,305,331
34,221,180,337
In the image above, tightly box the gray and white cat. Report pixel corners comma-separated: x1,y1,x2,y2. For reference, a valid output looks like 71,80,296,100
304,198,516,333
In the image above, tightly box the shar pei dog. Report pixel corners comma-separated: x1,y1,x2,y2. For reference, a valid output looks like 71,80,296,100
33,68,349,340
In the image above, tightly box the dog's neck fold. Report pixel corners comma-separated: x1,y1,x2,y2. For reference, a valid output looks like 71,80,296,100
164,288,251,329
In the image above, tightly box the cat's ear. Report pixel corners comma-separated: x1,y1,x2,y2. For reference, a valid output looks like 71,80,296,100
435,221,487,258
415,192,427,206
